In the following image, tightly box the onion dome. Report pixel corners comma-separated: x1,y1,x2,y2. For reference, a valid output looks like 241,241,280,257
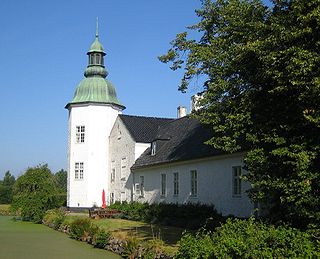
66,20,125,110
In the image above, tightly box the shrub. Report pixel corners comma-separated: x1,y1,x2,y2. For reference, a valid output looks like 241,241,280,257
175,230,214,259
92,228,111,249
176,218,319,258
123,236,139,259
42,208,66,230
69,217,95,241
109,201,223,229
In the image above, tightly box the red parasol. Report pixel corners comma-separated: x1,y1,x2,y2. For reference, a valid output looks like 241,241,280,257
102,189,106,208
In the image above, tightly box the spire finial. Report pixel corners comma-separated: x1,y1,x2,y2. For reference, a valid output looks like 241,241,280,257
96,17,99,38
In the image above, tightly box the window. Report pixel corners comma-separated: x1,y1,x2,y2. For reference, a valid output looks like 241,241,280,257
79,162,84,179
232,166,242,197
76,126,85,143
140,176,144,197
135,183,140,195
117,124,121,140
110,193,114,204
111,161,115,182
75,162,84,180
75,163,79,179
161,173,166,197
151,141,156,155
120,157,127,180
173,172,179,196
190,170,198,197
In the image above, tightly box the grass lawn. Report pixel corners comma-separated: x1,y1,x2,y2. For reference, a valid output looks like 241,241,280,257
0,216,121,259
66,214,185,255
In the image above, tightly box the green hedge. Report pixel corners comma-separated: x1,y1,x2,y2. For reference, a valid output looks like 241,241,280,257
109,201,224,229
176,218,319,258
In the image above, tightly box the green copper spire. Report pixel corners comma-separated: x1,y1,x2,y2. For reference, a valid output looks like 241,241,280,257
66,22,125,110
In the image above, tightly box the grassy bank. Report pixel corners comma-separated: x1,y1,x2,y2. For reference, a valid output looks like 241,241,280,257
0,216,121,259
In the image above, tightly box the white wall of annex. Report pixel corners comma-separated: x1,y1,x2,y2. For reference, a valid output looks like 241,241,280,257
133,154,254,218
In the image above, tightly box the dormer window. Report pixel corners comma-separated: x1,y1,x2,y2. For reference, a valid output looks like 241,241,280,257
151,141,156,156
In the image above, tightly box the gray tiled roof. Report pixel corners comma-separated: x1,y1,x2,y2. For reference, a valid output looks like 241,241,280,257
119,114,174,143
132,116,223,170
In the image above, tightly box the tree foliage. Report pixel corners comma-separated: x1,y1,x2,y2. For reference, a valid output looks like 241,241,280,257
160,0,320,230
11,164,63,223
0,171,15,204
54,169,67,206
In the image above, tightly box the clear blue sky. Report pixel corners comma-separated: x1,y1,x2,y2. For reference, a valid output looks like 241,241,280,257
0,0,203,177
0,0,272,178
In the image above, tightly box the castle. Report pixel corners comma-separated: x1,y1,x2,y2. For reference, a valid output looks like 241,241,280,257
66,28,253,217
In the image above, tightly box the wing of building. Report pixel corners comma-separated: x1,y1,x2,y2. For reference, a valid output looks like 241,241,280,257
66,27,254,217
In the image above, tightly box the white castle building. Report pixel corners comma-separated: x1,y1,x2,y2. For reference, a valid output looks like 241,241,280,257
66,29,254,217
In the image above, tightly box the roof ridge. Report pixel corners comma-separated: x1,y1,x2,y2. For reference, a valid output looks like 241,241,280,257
119,114,174,120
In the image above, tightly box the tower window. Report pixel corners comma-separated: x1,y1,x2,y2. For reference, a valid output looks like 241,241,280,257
76,126,85,143
75,162,84,180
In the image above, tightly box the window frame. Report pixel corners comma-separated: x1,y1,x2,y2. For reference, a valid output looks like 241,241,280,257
173,172,179,196
139,175,145,197
120,157,127,180
160,173,167,197
232,166,242,197
190,170,198,197
76,125,85,144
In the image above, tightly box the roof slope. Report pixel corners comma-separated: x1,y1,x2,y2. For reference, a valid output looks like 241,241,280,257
132,116,223,170
119,115,174,143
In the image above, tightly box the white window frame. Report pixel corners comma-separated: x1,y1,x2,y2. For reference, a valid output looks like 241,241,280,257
139,175,144,197
151,141,156,156
111,161,116,182
79,162,84,179
161,173,166,197
173,172,179,196
75,162,79,179
232,166,242,197
76,125,85,143
110,192,114,204
120,157,127,180
135,183,140,196
190,170,198,197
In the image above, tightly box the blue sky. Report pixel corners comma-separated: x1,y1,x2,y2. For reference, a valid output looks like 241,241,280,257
0,0,203,177
0,0,272,178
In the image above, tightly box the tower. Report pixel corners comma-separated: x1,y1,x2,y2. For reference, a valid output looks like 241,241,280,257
65,22,125,208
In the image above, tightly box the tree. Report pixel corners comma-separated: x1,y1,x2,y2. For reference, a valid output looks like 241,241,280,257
11,164,63,223
160,0,320,230
54,169,67,206
0,171,15,204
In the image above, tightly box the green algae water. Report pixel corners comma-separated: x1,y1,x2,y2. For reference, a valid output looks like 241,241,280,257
0,216,121,259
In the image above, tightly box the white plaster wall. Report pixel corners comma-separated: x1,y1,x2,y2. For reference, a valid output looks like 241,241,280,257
109,118,150,203
132,153,254,217
67,103,121,208
109,117,135,203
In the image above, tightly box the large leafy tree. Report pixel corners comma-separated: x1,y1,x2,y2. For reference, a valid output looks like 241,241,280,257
160,0,320,230
11,165,63,223
54,169,67,206
0,171,15,204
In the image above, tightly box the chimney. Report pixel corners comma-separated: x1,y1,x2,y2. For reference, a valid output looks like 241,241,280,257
177,106,187,118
